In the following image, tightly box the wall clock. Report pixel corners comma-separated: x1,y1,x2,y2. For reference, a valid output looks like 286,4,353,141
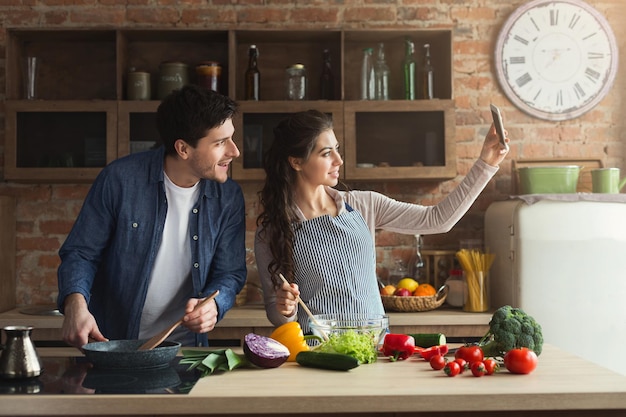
494,0,618,121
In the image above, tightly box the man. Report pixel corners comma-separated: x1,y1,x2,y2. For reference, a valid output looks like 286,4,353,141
57,85,246,349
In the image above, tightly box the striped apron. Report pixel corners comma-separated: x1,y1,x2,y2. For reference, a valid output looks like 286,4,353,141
292,204,384,334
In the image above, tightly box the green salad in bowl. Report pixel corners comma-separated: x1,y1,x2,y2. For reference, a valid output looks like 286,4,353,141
308,314,389,364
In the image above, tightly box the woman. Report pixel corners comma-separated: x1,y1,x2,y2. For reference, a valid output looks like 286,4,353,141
255,110,509,333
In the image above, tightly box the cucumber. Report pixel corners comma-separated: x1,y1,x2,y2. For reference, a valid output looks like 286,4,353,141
409,333,446,348
295,351,360,371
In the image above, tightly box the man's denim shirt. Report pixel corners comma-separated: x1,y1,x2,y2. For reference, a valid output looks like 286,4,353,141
57,147,247,346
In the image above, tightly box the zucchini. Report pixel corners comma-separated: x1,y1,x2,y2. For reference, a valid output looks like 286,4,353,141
409,333,446,348
295,351,360,371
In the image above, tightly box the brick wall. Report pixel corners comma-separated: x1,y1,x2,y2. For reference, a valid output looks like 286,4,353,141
0,0,625,305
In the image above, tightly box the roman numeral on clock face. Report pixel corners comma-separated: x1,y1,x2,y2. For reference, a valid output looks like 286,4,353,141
574,83,586,99
513,34,529,45
550,9,559,26
585,68,600,82
516,73,532,88
568,14,581,29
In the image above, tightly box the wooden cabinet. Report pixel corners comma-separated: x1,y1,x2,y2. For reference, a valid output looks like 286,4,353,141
4,28,455,183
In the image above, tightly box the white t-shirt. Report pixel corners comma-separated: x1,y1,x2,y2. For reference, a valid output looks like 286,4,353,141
139,173,200,345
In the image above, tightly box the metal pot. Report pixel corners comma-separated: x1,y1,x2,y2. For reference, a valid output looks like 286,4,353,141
82,339,180,370
518,166,581,194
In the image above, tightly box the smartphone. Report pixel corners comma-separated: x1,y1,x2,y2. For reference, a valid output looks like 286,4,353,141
490,104,508,150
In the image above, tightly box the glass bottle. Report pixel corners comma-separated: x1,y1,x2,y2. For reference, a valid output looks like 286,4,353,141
360,47,375,100
320,48,334,100
419,43,434,100
409,234,425,283
388,259,408,287
374,43,390,100
245,45,260,100
402,38,416,100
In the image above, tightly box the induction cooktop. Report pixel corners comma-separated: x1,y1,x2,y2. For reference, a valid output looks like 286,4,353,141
0,357,201,395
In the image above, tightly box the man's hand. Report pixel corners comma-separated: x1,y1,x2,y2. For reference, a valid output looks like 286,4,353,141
61,293,108,349
182,295,219,334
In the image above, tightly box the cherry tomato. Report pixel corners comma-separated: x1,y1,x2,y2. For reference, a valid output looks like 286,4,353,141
420,344,449,361
429,354,446,370
504,348,538,374
483,358,498,375
443,361,461,377
470,361,486,377
454,358,467,373
455,345,484,364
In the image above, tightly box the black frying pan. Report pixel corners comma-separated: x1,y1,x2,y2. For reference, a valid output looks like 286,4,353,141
82,340,180,369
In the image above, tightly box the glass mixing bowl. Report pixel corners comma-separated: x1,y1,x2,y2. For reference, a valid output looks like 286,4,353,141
308,314,389,359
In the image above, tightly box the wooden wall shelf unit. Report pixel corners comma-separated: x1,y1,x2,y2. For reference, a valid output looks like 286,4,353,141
5,28,455,183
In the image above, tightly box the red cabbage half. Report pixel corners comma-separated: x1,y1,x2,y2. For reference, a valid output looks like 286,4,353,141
243,333,290,368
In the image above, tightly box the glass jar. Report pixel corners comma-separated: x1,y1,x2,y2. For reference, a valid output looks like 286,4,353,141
196,61,221,93
285,64,307,100
444,269,465,308
158,61,189,99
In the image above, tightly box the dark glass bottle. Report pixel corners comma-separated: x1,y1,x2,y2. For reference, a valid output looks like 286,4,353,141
402,38,416,100
419,43,434,100
320,49,334,100
245,45,260,100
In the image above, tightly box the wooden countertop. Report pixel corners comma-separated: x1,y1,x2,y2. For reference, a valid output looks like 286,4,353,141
1,344,625,416
0,305,492,329
0,305,492,343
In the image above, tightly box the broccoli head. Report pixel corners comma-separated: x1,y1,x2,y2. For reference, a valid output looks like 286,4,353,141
479,305,543,357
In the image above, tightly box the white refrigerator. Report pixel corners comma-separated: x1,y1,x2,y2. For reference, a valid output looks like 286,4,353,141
484,198,626,376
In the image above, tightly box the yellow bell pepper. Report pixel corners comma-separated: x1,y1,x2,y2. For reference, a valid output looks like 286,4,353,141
270,321,309,361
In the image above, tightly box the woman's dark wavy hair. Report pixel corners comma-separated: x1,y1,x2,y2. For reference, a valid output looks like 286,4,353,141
256,109,334,289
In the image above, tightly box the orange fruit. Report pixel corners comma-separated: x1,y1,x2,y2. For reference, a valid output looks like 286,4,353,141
396,278,419,293
413,283,437,296
380,284,396,296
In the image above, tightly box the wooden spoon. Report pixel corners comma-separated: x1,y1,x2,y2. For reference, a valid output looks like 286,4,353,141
138,290,219,351
279,274,328,341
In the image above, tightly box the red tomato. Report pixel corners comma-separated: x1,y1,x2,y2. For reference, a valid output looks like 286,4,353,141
504,348,538,374
454,358,467,373
443,361,461,377
483,358,498,375
455,345,484,364
470,361,486,377
420,344,449,361
429,354,446,370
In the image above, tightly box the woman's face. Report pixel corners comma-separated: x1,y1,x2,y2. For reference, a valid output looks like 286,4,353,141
293,129,343,187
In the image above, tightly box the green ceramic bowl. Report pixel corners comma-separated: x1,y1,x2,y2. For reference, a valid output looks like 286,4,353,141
518,166,581,194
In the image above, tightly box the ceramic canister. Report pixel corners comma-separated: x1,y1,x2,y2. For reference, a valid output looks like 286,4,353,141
127,71,151,100
158,62,189,99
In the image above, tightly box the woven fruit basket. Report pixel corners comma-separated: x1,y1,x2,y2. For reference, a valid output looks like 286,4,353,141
381,285,448,312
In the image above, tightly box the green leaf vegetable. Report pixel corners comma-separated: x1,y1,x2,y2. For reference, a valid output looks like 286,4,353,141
478,305,543,357
314,330,379,364
180,348,249,377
